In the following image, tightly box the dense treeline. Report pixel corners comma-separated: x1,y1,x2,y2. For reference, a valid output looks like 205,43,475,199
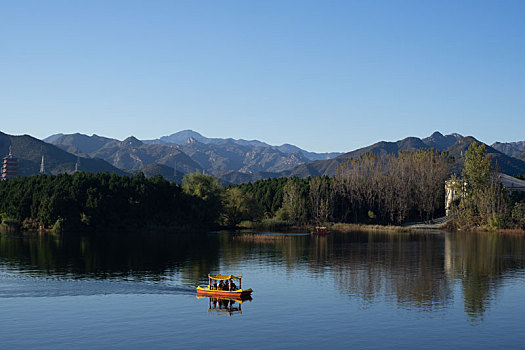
331,150,452,223
0,172,212,232
236,177,291,216
2,146,523,233
238,149,453,225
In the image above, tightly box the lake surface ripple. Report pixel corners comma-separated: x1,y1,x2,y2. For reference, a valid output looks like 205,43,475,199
1,230,525,349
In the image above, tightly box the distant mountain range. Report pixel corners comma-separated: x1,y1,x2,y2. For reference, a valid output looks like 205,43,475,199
491,141,525,161
43,130,342,182
46,133,202,174
140,130,342,161
278,132,525,179
2,130,523,184
0,132,125,176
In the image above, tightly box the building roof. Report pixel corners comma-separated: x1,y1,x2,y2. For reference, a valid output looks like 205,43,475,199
500,173,525,189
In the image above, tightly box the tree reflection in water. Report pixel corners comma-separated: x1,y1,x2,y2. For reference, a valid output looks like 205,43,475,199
229,231,525,319
328,232,452,312
1,230,524,320
0,231,222,285
444,232,525,321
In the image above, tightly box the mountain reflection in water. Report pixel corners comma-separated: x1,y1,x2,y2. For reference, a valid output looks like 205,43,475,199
1,230,524,320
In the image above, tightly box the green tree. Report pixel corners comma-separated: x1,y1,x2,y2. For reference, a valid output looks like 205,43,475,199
511,203,525,229
455,141,509,229
182,172,224,224
462,141,491,194
221,187,260,227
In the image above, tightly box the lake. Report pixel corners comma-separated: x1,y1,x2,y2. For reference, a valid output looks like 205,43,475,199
1,230,525,349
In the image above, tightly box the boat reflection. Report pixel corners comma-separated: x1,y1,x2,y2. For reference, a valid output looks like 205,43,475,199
2,230,525,321
197,296,252,316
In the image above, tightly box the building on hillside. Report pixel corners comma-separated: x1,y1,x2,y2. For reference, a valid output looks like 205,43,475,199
499,173,525,192
1,146,18,181
445,179,465,216
445,174,525,216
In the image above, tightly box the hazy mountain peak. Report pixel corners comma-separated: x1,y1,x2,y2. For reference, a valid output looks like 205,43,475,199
430,131,444,138
159,130,208,144
122,136,143,147
43,133,65,143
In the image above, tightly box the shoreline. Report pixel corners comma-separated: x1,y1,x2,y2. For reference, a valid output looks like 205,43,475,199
238,221,430,234
4,221,524,236
329,223,416,234
238,220,525,235
0,223,215,235
453,227,525,235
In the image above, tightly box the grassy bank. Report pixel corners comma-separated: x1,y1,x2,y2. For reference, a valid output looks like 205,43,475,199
237,220,417,234
451,226,525,235
443,218,525,235
329,223,414,233
238,219,295,232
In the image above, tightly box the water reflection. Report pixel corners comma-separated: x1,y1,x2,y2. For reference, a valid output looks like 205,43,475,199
1,230,525,320
198,296,251,316
444,232,525,320
329,232,452,312
0,232,222,285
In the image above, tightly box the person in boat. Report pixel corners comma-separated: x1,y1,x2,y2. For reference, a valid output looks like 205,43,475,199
231,281,237,290
212,281,217,290
218,280,224,290
223,281,229,291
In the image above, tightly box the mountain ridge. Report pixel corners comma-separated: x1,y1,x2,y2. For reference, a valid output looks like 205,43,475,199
140,130,342,161
46,132,321,178
1,131,126,176
491,141,525,160
282,132,525,179
34,130,525,183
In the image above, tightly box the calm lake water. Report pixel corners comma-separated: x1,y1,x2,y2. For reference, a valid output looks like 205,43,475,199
1,229,525,349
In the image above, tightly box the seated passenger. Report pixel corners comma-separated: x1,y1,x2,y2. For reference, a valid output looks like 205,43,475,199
218,280,224,290
212,281,217,290
231,282,237,290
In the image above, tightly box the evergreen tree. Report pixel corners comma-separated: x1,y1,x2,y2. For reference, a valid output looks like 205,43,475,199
462,141,491,194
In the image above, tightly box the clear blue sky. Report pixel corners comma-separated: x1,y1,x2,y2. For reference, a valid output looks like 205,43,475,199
1,0,524,152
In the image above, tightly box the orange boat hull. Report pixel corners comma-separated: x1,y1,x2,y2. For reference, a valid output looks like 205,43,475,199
196,287,253,299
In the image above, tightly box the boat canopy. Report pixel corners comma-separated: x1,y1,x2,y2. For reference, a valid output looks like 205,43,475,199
208,274,242,280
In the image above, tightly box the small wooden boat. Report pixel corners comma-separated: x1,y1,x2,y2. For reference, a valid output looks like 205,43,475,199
311,226,330,235
196,274,253,299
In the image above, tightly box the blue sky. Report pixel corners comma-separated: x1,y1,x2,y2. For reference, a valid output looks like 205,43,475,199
1,0,524,152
